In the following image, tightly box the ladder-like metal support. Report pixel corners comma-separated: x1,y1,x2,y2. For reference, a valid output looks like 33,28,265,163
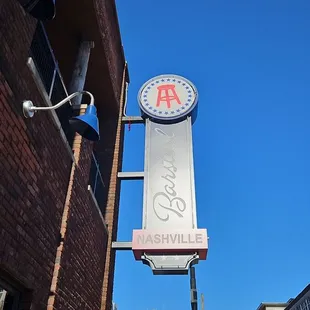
112,117,142,253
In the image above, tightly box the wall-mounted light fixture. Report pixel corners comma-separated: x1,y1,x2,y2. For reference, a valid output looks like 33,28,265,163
22,91,100,141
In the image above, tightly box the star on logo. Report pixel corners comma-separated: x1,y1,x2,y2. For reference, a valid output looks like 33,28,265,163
147,86,151,89
161,79,165,82
185,103,189,106
182,106,185,109
176,109,180,112
165,112,169,115
186,86,189,89
156,80,159,83
177,81,181,83
188,90,192,93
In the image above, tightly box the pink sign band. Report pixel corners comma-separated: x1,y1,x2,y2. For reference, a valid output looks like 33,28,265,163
132,229,208,260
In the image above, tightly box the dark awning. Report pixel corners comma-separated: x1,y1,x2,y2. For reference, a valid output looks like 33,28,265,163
18,0,55,20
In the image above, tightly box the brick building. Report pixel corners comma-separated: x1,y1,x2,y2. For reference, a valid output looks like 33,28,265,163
0,0,128,309
285,285,310,310
256,284,310,310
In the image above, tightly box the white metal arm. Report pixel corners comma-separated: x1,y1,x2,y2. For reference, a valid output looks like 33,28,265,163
23,91,94,118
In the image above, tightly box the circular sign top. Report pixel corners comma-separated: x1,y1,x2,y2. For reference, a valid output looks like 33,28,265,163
138,74,198,122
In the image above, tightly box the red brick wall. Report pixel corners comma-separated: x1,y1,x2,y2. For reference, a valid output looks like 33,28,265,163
0,1,72,308
50,130,109,310
0,1,112,309
53,165,108,310
0,71,71,308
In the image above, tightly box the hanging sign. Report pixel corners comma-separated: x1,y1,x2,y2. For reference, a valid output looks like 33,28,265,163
132,74,208,275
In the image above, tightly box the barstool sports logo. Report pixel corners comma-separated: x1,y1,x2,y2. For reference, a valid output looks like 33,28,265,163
138,74,198,122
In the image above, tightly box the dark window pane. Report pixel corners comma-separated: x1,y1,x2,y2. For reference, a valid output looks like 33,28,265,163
29,23,55,93
88,154,106,217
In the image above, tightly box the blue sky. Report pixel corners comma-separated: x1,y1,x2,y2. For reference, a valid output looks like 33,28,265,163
113,1,310,309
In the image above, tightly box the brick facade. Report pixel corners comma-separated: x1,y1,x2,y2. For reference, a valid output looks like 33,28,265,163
0,0,126,309
0,2,72,308
0,69,70,308
47,106,109,310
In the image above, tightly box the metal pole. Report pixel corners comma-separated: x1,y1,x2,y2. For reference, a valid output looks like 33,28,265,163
190,267,198,310
201,293,205,310
69,41,94,105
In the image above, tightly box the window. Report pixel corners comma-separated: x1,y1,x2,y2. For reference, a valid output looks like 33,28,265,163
29,22,75,147
0,285,21,310
291,298,310,310
300,298,310,310
89,153,106,216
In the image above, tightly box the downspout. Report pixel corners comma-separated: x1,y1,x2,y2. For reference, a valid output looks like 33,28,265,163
122,62,129,117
